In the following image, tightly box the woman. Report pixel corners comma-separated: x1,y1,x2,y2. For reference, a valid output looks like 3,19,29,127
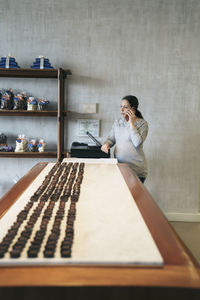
101,95,148,183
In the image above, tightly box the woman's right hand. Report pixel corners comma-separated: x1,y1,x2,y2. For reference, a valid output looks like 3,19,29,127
101,142,110,153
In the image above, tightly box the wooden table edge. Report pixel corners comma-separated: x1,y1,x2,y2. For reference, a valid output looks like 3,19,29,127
0,265,200,288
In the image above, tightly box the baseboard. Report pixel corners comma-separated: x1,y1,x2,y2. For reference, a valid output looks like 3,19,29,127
165,212,200,222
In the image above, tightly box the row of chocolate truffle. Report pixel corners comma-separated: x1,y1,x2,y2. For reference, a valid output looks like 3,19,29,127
0,162,62,258
0,162,85,259
61,163,84,258
0,163,62,258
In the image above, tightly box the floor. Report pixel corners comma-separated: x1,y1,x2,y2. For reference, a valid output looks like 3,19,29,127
170,221,200,264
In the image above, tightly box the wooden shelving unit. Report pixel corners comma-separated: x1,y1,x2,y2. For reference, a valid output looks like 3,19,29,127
0,151,57,158
0,68,71,78
0,68,71,161
0,110,68,117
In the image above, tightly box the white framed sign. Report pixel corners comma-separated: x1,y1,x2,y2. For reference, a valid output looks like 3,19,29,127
78,119,100,137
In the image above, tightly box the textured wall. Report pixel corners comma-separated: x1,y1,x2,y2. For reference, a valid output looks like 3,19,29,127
0,0,200,214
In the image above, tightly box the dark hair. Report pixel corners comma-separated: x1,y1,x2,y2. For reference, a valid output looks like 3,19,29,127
122,95,143,119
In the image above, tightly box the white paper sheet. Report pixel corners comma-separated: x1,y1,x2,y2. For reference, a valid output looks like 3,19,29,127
62,158,118,164
0,162,163,266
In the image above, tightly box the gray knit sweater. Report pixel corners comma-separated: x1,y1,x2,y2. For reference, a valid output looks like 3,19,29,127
105,118,148,178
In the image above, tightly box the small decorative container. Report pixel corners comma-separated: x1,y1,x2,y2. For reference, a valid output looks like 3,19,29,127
27,97,38,111
0,89,14,110
0,133,7,145
15,134,28,152
37,139,46,152
0,56,20,68
38,99,50,111
28,139,38,152
0,133,14,152
30,56,53,69
13,94,27,110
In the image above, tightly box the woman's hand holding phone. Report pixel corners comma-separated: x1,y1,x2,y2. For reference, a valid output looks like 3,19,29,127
126,108,136,127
